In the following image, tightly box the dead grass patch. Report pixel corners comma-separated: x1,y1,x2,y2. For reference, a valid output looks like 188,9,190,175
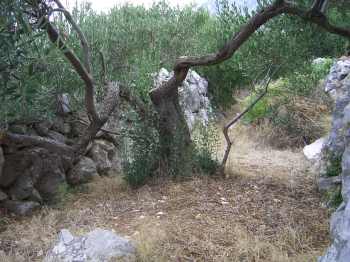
0,128,330,261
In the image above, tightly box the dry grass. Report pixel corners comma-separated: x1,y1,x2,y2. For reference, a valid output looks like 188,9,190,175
0,126,330,262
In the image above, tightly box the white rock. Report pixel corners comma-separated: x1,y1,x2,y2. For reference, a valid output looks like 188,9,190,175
153,68,213,132
45,228,135,262
303,137,326,161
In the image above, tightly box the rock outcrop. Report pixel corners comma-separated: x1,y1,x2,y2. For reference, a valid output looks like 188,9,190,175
0,94,124,215
153,68,213,131
303,137,326,162
67,157,98,185
45,228,135,262
319,57,350,261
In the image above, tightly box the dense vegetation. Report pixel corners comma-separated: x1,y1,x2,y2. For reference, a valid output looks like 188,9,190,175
2,0,349,121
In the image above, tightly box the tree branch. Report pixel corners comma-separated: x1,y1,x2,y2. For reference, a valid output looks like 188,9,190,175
220,67,278,173
44,21,100,123
150,0,350,101
99,50,107,85
311,0,329,13
283,1,350,38
119,85,147,120
52,0,92,74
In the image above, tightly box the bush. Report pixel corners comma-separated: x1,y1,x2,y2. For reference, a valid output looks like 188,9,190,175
241,66,332,148
122,112,160,188
326,154,342,177
242,79,287,124
326,187,343,209
192,123,220,175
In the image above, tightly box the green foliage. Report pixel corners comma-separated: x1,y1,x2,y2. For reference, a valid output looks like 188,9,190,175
1,0,347,121
122,113,160,188
326,154,343,177
242,79,287,123
192,123,220,175
326,187,343,209
209,0,346,108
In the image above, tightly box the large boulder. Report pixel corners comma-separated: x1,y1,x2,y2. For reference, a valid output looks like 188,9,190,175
0,148,66,204
0,150,34,187
319,56,350,261
67,157,98,185
153,68,213,131
45,228,136,262
324,58,350,100
88,140,122,176
322,58,350,160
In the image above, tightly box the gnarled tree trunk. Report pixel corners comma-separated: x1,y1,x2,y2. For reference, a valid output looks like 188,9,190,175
150,70,192,173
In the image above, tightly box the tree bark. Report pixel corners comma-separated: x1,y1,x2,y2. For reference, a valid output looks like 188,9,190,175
150,74,192,171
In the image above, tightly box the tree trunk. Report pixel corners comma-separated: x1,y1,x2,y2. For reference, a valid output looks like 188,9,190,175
150,74,192,175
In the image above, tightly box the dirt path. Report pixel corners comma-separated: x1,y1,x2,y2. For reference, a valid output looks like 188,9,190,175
0,127,330,262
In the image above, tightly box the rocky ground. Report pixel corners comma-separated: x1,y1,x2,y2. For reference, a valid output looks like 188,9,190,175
0,125,330,262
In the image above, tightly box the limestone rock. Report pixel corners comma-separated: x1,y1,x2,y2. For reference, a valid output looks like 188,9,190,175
48,130,67,144
89,140,113,175
56,93,71,116
3,200,40,216
321,58,350,177
303,137,326,162
318,176,342,193
88,140,121,176
29,148,66,202
45,228,136,262
0,150,34,187
318,57,350,261
319,202,350,262
67,157,98,185
325,58,350,99
153,68,213,131
1,147,66,202
8,175,34,201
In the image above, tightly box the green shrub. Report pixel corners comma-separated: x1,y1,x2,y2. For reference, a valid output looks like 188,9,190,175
192,123,220,175
242,79,287,123
326,154,343,177
122,112,160,188
326,187,343,209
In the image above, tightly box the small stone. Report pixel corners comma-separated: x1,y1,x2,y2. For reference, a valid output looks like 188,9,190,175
37,250,44,257
59,229,75,245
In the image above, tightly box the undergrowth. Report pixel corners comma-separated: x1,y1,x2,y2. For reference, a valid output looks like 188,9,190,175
241,59,333,148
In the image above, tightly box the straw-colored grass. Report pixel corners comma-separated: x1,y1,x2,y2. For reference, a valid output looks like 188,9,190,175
0,126,330,261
